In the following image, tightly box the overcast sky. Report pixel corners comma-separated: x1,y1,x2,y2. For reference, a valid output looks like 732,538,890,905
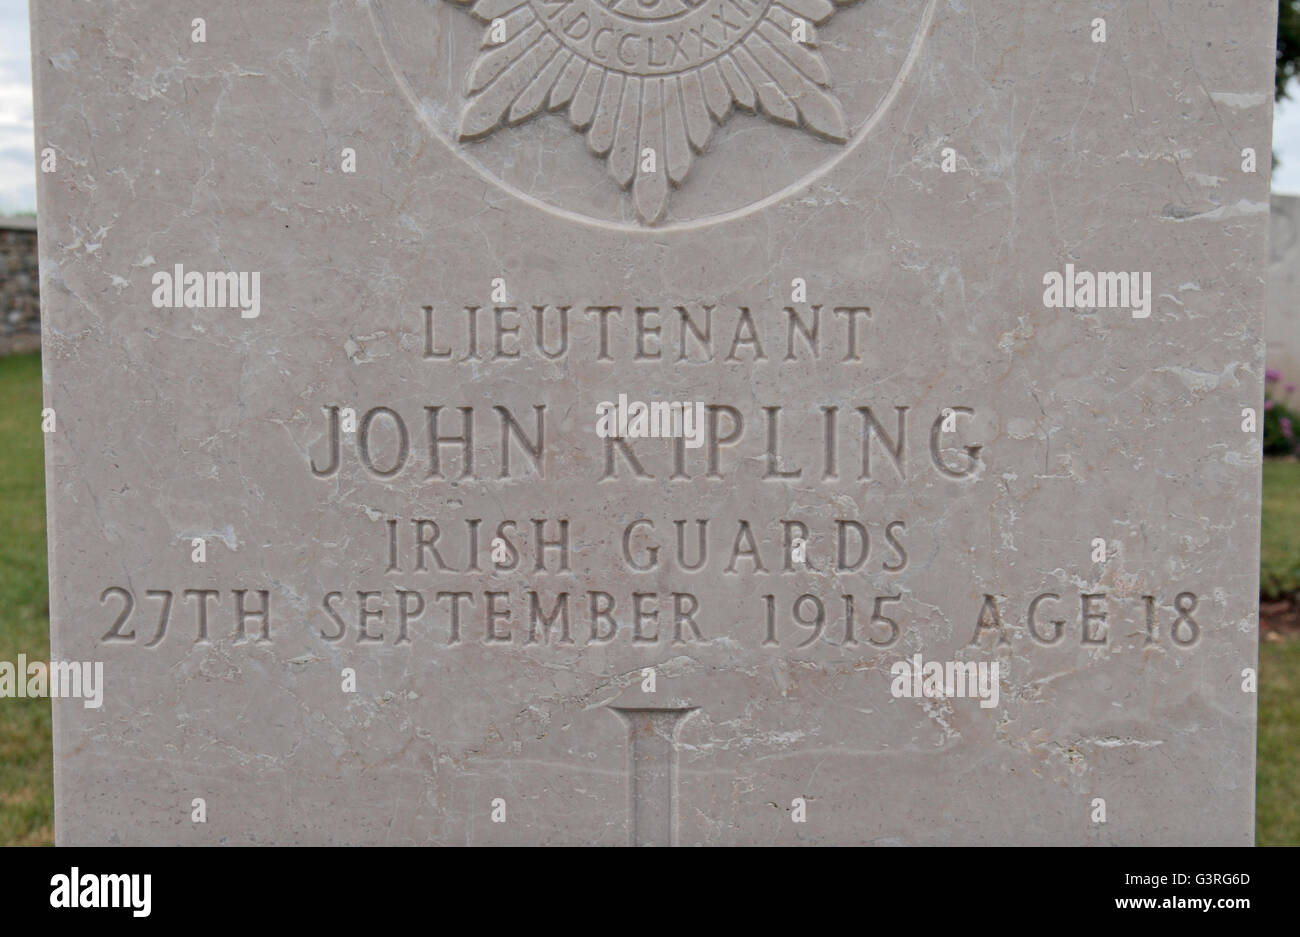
1275,89,1300,193
0,0,32,213
3,0,1300,211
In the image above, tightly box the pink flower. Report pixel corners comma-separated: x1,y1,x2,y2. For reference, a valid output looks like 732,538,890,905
1266,399,1277,411
1284,417,1295,440
1288,384,1297,395
1266,368,1282,383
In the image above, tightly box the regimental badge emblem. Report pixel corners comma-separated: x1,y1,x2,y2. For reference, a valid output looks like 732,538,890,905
446,0,861,225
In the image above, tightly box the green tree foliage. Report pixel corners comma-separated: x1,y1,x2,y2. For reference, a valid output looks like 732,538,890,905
1280,0,1300,99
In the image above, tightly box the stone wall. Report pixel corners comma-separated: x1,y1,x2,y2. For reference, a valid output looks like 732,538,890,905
0,217,39,356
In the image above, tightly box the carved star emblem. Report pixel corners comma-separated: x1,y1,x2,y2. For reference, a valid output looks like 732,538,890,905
446,0,858,224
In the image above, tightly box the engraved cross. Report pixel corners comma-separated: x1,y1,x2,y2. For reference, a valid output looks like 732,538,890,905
609,703,698,847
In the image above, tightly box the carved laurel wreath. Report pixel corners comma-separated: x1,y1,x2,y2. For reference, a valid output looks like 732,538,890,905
447,0,858,224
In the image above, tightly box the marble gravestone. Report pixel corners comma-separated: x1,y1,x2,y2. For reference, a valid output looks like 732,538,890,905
32,0,1272,845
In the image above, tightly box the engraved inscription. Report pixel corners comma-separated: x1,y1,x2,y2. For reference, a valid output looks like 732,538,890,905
526,0,769,76
423,303,877,362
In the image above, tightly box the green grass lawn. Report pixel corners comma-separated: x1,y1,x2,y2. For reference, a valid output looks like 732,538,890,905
1258,635,1300,845
0,353,51,845
0,351,1296,845
1258,463,1300,845
1262,461,1300,598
